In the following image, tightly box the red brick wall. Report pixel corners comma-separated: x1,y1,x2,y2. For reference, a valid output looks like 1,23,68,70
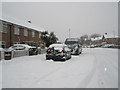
1,21,43,48
2,25,11,48
105,38,119,44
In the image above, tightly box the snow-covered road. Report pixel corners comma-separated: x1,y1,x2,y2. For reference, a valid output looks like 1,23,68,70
1,48,118,88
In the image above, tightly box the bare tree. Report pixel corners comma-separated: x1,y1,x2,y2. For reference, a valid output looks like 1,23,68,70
90,33,101,39
80,35,88,41
80,34,90,45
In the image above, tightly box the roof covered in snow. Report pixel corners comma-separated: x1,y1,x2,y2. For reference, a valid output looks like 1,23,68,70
104,34,119,39
2,14,45,32
91,34,120,41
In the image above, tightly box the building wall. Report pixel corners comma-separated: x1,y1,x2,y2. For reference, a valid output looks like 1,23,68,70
91,38,120,45
105,38,120,44
1,21,43,48
2,24,11,48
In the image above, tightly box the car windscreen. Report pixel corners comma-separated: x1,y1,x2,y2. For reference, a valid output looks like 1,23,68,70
10,46,26,50
65,41,78,45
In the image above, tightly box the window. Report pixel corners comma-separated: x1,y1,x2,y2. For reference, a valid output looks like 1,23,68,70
24,29,28,36
0,41,6,48
32,31,35,37
2,24,8,33
14,26,19,35
11,46,25,50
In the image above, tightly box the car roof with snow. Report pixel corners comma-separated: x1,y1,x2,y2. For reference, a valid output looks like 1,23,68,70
49,44,67,48
0,47,4,51
12,44,36,48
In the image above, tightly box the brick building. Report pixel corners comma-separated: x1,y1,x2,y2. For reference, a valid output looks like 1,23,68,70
103,34,120,44
0,20,44,48
91,34,120,45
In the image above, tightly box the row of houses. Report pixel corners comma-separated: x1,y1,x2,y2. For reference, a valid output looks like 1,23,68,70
91,34,120,46
0,20,45,48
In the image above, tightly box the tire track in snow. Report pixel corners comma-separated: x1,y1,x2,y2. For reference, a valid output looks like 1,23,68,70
77,54,96,88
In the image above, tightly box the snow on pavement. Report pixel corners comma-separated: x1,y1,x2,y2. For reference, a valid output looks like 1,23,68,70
1,48,118,88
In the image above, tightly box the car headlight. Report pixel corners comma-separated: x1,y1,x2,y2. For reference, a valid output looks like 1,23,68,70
74,46,78,50
60,52,65,56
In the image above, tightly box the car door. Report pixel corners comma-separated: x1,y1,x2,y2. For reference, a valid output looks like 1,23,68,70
14,46,27,57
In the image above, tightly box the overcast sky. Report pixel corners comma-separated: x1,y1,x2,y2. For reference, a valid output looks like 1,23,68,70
2,2,118,42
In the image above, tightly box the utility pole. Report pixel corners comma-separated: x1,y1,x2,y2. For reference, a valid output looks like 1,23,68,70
69,28,71,38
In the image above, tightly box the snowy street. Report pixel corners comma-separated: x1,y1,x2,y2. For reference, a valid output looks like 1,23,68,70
1,48,118,88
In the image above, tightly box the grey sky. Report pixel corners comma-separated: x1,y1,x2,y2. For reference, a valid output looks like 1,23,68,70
2,2,118,42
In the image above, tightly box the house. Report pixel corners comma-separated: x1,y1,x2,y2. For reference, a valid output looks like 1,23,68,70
0,20,45,48
90,36,103,45
103,34,120,45
90,34,120,46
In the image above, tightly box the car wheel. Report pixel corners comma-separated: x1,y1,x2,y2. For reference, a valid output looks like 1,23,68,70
80,51,82,54
46,57,50,60
63,54,67,61
75,52,79,55
69,54,71,59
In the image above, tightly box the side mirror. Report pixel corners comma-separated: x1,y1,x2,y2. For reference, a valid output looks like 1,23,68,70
62,49,66,53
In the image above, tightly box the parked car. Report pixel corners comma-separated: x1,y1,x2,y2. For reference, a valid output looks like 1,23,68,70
8,44,38,56
46,44,71,61
90,45,95,48
102,44,120,49
65,38,82,55
102,44,115,48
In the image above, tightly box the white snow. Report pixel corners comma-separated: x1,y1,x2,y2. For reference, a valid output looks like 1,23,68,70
1,48,118,88
104,34,119,39
8,44,36,51
49,44,67,48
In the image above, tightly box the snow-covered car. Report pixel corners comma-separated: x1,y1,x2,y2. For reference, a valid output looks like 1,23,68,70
90,45,95,48
0,47,5,60
46,44,71,61
65,38,82,55
8,44,38,56
102,44,115,48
